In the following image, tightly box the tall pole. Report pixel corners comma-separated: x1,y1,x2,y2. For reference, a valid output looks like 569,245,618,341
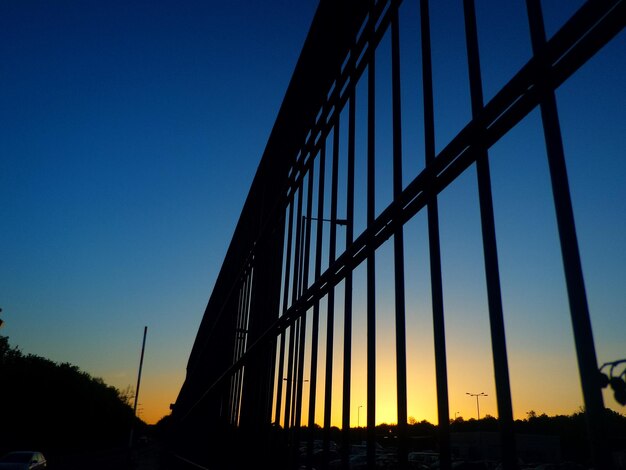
476,395,480,421
129,326,148,448
466,392,487,421
466,392,487,459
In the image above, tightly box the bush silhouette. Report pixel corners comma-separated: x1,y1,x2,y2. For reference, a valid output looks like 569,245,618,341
0,335,144,455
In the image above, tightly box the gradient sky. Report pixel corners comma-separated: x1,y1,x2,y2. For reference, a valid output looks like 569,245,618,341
1,1,624,427
1,0,318,424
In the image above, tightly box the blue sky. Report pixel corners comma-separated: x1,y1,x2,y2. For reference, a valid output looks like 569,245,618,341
1,0,624,425
0,0,319,423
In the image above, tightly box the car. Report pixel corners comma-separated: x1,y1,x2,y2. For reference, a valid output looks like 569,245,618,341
0,451,47,469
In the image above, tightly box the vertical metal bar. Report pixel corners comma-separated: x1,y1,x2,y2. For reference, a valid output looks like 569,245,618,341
293,188,305,306
283,199,296,316
291,318,302,428
287,186,304,426
307,144,326,463
420,2,451,469
229,283,243,424
294,225,306,427
290,315,306,467
303,164,315,292
240,269,253,425
289,191,305,429
284,324,296,430
366,2,377,467
235,277,247,424
274,335,286,424
286,188,305,429
241,272,252,423
323,107,341,464
295,167,315,435
276,200,295,426
341,92,356,468
526,2,608,468
256,215,284,436
462,2,517,468
296,183,307,301
391,5,408,468
299,172,313,299
237,270,253,425
243,267,253,352
294,315,306,428
231,278,245,424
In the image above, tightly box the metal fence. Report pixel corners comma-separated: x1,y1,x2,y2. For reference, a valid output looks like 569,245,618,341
169,1,624,469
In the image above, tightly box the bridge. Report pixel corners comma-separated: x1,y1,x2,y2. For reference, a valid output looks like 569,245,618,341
165,1,624,469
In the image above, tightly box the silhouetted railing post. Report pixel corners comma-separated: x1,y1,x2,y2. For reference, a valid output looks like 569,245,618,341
526,1,610,468
420,2,452,469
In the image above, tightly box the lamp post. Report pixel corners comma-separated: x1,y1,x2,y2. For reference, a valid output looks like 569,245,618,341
129,326,148,449
299,215,348,289
303,215,348,226
466,392,487,420
283,377,308,428
466,392,487,459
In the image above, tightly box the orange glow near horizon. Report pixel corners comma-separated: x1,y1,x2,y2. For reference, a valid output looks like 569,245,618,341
273,339,598,430
270,294,625,430
138,374,180,425
105,370,182,426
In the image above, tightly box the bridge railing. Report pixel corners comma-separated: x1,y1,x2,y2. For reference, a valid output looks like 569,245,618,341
169,1,624,469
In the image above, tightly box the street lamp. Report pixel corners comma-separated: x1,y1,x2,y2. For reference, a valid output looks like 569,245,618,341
466,392,487,420
303,215,348,226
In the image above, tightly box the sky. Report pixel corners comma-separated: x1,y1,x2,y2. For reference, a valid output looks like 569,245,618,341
1,0,624,428
0,0,319,425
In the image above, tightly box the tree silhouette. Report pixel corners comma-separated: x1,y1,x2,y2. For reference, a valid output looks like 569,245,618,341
0,335,145,456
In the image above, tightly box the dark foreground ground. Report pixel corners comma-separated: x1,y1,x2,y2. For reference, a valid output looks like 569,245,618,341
48,443,161,470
